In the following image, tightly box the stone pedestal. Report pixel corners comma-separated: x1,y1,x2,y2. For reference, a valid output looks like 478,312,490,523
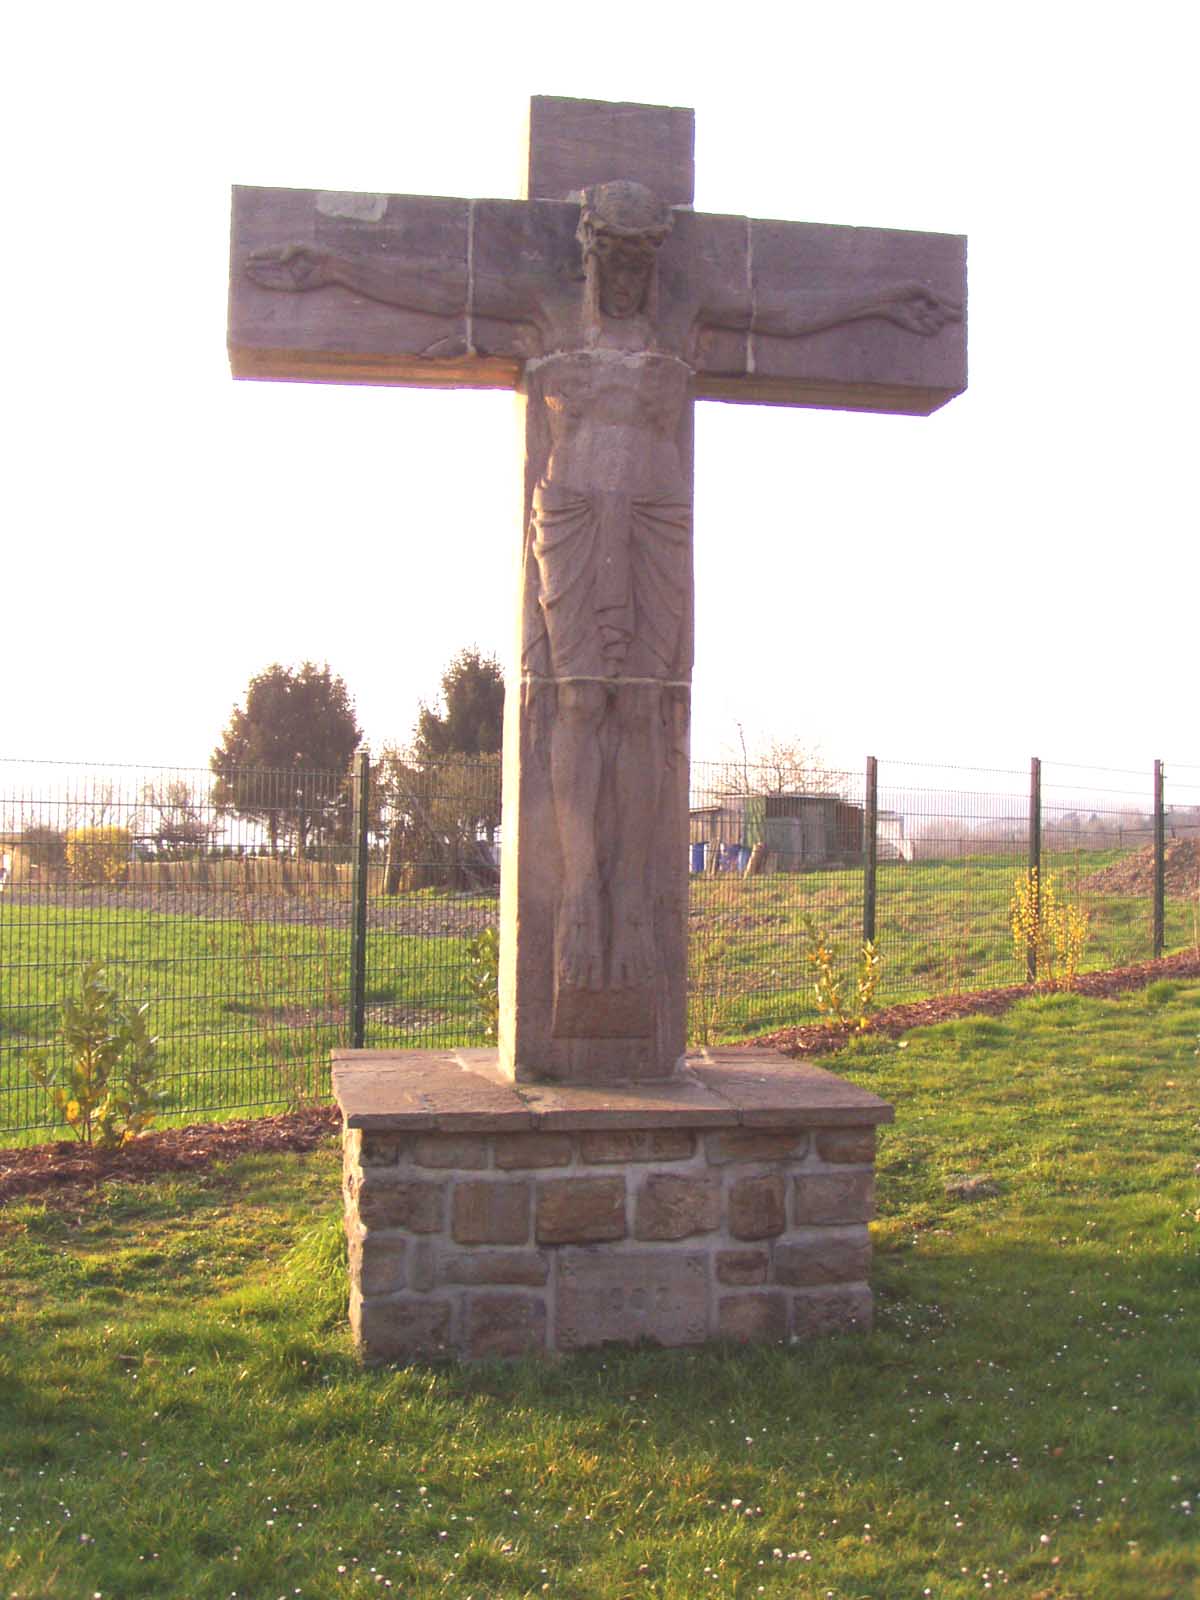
334,1047,892,1363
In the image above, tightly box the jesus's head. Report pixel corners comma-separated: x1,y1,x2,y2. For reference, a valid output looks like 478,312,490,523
577,181,672,320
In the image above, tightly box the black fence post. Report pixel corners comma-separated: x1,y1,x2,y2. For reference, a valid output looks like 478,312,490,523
349,749,370,1050
1153,759,1165,960
1027,755,1042,983
863,755,878,947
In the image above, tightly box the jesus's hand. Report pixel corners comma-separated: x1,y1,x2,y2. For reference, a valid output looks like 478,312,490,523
245,244,335,292
880,286,962,336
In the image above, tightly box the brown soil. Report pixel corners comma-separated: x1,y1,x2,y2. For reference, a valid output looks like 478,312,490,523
0,1106,339,1208
1081,838,1200,897
3,949,1197,1211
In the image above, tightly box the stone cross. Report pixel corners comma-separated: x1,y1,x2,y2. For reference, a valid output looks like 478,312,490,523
229,95,966,1087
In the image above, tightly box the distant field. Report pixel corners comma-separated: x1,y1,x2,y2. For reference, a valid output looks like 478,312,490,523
1,850,1195,1141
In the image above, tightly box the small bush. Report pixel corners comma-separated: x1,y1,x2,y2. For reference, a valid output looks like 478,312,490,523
801,917,881,1029
1010,867,1089,989
465,927,500,1043
65,827,131,885
26,961,170,1147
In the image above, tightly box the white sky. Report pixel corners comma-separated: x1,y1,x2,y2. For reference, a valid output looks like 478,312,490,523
4,1,1195,792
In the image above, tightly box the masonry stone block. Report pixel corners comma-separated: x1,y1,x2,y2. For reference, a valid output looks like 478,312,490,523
452,1180,531,1245
350,1290,452,1363
728,1174,786,1240
357,1180,446,1233
715,1248,770,1286
793,1171,875,1224
494,1133,575,1169
414,1135,490,1169
351,1230,408,1296
635,1173,720,1240
579,1129,695,1163
536,1178,627,1244
556,1250,708,1348
439,1250,550,1286
774,1228,872,1287
465,1293,547,1359
706,1130,808,1165
815,1128,876,1165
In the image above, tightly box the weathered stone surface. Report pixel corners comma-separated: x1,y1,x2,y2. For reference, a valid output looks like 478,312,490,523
527,95,695,206
350,1291,452,1363
793,1171,876,1225
634,1173,720,1240
494,1133,574,1170
556,1250,707,1348
715,1248,770,1286
705,1129,808,1165
728,1175,786,1240
357,1180,445,1234
579,1129,695,1163
690,1054,895,1128
815,1128,877,1165
536,1178,626,1244
452,1181,531,1245
409,1239,436,1293
334,1054,533,1132
414,1135,489,1169
439,1250,550,1287
465,1293,547,1359
774,1228,872,1287
360,1132,405,1166
718,1292,788,1343
791,1285,873,1338
350,1230,407,1296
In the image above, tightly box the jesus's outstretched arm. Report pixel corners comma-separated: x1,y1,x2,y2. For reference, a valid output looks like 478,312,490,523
699,280,960,341
245,244,545,330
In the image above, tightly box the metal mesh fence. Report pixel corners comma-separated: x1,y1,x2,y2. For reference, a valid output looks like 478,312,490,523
2,752,1197,1141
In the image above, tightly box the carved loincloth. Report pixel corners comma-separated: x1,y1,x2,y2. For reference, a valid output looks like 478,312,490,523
530,483,691,680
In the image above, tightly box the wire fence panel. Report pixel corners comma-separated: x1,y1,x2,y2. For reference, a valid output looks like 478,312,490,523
0,761,356,1140
875,762,1030,1001
2,751,1198,1143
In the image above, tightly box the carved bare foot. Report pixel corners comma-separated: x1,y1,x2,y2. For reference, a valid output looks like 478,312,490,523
557,886,604,991
609,890,656,989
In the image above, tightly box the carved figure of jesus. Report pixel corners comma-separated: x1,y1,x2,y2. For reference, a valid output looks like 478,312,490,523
246,181,958,1027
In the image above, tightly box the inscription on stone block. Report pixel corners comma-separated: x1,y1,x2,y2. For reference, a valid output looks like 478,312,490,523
556,1249,707,1348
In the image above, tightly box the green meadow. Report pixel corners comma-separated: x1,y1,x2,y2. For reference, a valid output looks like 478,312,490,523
1,851,1195,1140
1,980,1196,1598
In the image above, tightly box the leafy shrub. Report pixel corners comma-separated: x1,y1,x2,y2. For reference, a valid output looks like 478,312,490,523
26,961,170,1147
1010,868,1089,989
801,917,881,1029
465,927,500,1043
19,825,67,871
65,827,131,885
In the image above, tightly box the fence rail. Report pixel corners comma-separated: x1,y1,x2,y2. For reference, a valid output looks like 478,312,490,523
2,752,1197,1141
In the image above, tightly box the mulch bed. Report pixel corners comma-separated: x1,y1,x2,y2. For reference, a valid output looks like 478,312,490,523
749,948,1200,1058
3,951,1197,1210
0,1106,339,1208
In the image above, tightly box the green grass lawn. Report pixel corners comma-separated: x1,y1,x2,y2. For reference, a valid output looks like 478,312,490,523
1,852,1195,1141
2,981,1197,1598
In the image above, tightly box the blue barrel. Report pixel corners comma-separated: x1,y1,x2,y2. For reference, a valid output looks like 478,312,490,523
690,843,706,873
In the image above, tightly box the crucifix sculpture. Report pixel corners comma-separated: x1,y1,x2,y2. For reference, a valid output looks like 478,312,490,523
230,95,966,1088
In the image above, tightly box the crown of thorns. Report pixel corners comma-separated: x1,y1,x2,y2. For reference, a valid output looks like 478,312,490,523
577,181,672,253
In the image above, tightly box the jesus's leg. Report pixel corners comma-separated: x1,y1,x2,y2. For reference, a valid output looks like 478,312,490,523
550,680,607,991
608,682,667,989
